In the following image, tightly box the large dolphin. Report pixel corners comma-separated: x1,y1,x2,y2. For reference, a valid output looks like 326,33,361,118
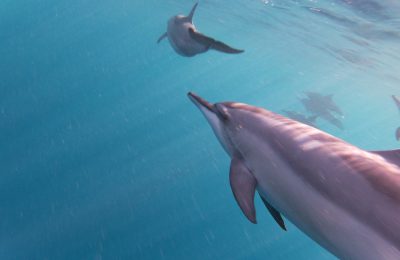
157,3,244,57
188,92,400,259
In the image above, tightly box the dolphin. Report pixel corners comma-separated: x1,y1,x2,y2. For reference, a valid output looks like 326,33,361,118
300,93,344,130
282,110,318,128
188,92,400,259
301,98,344,130
304,92,343,116
157,3,244,57
396,127,400,141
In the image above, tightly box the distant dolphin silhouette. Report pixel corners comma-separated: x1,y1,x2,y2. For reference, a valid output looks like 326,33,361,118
300,92,344,129
188,92,400,259
157,3,244,57
304,92,343,116
301,98,344,129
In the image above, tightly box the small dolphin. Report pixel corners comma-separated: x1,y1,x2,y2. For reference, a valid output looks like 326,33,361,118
282,110,318,128
303,99,344,129
304,92,343,116
300,92,344,129
157,3,244,57
188,92,400,259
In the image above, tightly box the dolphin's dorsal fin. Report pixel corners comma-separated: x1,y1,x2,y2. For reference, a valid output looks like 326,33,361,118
392,95,400,111
259,193,286,231
157,32,168,43
230,157,257,224
370,149,400,166
188,28,244,54
187,2,198,23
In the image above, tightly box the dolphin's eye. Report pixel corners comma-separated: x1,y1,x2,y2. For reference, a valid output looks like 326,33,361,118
214,104,230,121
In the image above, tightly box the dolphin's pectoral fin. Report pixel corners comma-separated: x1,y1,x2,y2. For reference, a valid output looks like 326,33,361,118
188,28,244,54
229,157,257,224
259,193,287,231
371,149,400,166
157,32,168,44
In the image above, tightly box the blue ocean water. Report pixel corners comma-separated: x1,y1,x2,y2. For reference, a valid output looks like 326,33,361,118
1,0,400,259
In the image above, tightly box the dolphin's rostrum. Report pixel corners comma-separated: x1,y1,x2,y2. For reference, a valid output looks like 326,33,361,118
158,3,244,57
188,92,400,259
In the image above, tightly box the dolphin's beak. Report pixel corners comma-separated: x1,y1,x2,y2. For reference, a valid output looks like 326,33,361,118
188,92,214,113
188,92,232,156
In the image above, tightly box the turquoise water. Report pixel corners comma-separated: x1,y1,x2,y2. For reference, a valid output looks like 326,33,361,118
2,0,400,259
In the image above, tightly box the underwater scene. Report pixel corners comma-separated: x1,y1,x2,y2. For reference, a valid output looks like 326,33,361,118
2,0,400,259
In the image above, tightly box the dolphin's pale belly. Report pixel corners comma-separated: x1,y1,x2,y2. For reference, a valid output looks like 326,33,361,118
167,23,207,57
240,125,400,259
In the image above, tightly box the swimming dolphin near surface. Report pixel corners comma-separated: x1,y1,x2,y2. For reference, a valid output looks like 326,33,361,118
300,92,344,129
188,92,400,259
157,3,244,57
282,110,318,128
304,92,343,116
301,98,344,130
